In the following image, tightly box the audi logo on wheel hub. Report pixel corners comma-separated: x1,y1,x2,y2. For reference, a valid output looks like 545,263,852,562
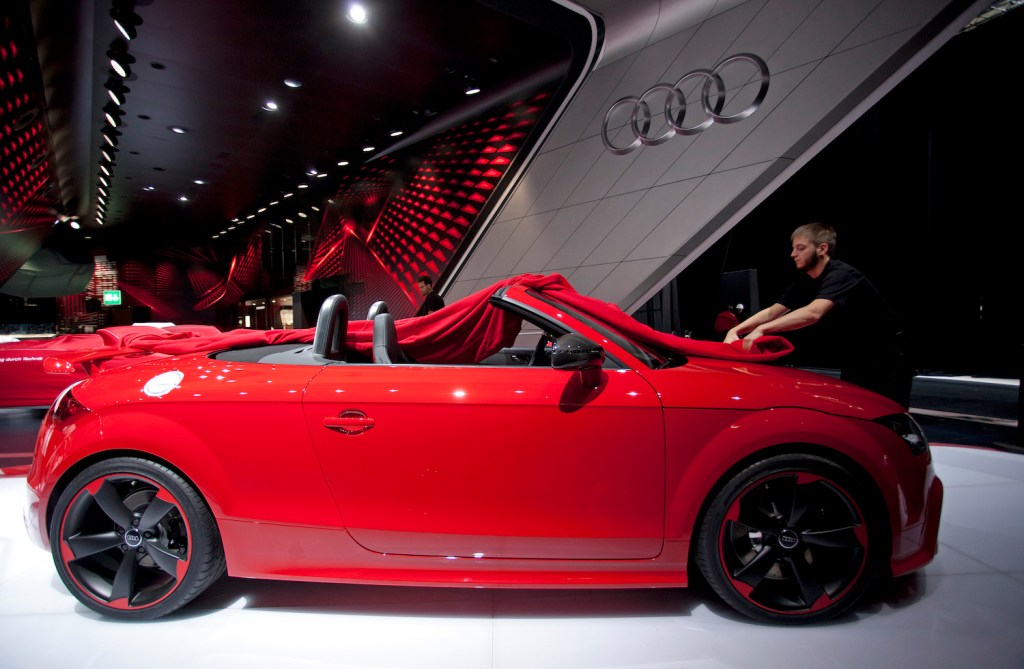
601,53,770,155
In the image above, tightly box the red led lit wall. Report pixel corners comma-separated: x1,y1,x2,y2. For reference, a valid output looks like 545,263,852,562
304,93,549,317
0,9,63,288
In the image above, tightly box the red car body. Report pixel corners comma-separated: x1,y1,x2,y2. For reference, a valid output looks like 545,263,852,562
23,276,942,623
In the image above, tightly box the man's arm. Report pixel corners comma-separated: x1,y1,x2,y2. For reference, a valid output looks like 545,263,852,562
738,298,835,349
724,303,789,343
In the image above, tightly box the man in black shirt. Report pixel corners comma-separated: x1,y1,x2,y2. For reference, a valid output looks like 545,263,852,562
724,222,913,408
414,275,445,316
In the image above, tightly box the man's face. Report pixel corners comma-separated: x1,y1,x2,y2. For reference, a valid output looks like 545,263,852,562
417,280,430,296
790,234,824,273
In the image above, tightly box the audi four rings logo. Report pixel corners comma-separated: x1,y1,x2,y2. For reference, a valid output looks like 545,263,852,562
601,53,770,155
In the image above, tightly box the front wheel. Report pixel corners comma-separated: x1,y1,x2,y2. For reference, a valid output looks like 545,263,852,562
696,453,882,624
50,457,225,620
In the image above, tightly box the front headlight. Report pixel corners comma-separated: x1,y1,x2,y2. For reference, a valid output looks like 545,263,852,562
873,413,930,456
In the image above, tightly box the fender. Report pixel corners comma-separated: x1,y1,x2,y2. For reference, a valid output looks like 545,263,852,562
664,406,920,545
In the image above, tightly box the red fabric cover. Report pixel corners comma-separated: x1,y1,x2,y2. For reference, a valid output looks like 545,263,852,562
13,273,792,370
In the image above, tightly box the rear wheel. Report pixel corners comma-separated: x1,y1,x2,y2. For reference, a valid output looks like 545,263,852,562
50,457,225,620
696,454,881,624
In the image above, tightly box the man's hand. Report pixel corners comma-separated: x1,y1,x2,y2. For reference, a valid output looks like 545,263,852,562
742,327,767,351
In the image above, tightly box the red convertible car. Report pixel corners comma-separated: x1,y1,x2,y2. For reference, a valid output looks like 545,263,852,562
23,274,942,624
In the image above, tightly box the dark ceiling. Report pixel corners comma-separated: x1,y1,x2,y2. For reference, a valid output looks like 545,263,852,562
29,0,573,263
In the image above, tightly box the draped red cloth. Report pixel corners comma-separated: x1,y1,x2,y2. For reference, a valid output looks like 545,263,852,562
8,273,793,372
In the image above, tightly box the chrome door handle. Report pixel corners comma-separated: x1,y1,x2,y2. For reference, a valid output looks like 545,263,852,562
323,410,375,435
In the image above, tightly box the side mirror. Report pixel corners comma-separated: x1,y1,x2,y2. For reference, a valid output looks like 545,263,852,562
549,333,604,371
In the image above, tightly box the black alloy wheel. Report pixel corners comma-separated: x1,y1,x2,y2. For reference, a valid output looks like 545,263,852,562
50,457,225,620
696,453,881,624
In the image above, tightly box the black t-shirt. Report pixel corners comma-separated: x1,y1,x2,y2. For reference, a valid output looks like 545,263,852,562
778,258,904,361
415,290,445,317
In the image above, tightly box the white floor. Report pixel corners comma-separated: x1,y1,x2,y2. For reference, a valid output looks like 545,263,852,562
1,445,1022,669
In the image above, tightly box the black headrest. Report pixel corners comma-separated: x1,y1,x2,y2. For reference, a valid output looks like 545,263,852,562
312,293,349,361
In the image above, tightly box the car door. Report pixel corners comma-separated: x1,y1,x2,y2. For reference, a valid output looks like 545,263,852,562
302,360,665,560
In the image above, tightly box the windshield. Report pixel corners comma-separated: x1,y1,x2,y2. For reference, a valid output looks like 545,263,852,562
526,289,675,369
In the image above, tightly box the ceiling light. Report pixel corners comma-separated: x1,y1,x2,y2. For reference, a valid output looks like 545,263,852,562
464,85,481,95
168,125,188,134
179,195,189,202
101,147,117,162
346,4,368,23
390,130,403,137
284,78,302,88
110,4,143,41
262,100,279,111
99,162,112,176
194,179,205,185
105,79,130,105
69,220,81,230
114,19,138,41
337,160,349,167
106,42,135,78
362,145,374,152
103,103,124,127
143,185,155,191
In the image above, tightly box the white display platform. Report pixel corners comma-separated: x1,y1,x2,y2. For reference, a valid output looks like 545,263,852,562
1,445,1022,669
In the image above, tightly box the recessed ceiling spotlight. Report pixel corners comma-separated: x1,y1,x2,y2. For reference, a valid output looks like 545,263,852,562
298,184,309,189
179,195,189,202
284,192,294,198
262,100,279,111
107,42,135,78
307,168,318,176
337,160,349,167
258,207,268,213
362,145,374,152
194,179,206,185
111,7,143,41
390,130,403,137
284,78,302,88
346,3,368,23
168,125,188,134
464,85,481,95
143,185,155,191
103,103,124,127
105,80,129,105
316,172,328,178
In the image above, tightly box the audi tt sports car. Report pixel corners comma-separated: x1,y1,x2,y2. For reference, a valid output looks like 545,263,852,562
23,273,942,624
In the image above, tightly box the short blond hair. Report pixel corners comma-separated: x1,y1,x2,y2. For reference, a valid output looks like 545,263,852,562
791,222,836,255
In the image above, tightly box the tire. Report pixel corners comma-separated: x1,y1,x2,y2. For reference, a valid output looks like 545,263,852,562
49,457,226,620
696,453,881,624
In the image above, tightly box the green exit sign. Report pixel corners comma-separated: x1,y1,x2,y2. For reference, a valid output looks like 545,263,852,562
102,290,122,306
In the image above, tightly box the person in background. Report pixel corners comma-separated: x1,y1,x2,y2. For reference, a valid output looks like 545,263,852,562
415,275,445,316
724,222,913,408
713,305,739,336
